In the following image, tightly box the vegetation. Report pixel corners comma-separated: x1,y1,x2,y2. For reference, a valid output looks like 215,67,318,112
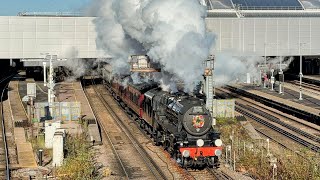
56,133,101,180
217,118,320,179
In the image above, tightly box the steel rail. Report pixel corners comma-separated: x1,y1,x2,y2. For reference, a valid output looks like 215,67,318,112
1,82,11,180
83,85,130,179
217,87,320,143
238,103,320,143
219,87,320,132
90,79,167,180
236,106,320,152
207,168,234,180
291,80,320,92
254,128,308,159
225,85,319,122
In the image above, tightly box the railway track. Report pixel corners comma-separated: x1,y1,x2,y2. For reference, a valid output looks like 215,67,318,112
290,80,320,92
225,85,320,123
216,87,320,132
217,88,320,153
93,80,235,180
236,106,320,152
236,95,320,133
0,78,14,179
184,166,234,180
0,74,16,179
207,168,234,180
239,104,320,144
84,79,167,179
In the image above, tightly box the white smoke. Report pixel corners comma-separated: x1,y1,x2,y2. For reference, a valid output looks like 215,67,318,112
153,72,178,92
214,53,264,86
214,52,294,86
88,0,214,92
301,0,320,8
53,47,90,81
267,56,294,71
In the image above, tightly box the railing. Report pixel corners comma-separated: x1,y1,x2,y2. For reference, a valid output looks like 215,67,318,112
238,6,304,10
17,12,83,17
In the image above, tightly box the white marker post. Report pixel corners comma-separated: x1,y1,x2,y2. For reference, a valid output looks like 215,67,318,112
266,138,270,156
299,55,303,100
270,69,274,91
43,62,47,87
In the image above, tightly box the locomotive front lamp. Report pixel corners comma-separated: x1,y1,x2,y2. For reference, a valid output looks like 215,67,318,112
215,149,222,156
182,150,190,158
214,139,222,147
197,139,204,147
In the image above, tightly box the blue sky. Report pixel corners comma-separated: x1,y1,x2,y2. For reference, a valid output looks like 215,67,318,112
0,0,91,16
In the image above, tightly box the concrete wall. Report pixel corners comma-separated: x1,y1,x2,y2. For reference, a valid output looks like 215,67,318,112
206,17,320,56
0,16,104,59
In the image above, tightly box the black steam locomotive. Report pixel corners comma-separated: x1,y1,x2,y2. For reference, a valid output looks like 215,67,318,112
101,64,222,168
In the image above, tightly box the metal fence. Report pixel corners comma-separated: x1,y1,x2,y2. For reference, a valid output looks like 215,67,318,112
35,102,81,122
17,12,83,17
212,99,235,118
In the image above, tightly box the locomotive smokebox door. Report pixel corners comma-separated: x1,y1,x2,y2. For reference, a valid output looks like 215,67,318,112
182,106,212,136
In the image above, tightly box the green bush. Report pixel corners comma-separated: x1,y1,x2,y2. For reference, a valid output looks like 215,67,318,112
56,134,100,180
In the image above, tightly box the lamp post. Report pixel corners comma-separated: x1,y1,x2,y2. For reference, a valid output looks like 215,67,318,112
43,62,47,87
279,56,283,94
298,43,306,101
264,43,267,88
266,138,270,156
299,55,303,100
47,55,56,104
263,43,278,88
299,53,303,100
41,54,57,118
270,69,274,91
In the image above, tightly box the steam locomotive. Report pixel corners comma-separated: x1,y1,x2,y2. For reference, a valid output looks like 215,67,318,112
101,64,222,168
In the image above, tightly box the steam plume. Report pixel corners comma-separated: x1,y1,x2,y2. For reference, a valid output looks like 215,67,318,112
214,53,293,86
88,0,214,92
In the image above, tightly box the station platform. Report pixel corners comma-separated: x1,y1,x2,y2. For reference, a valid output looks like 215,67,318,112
240,121,261,140
284,82,320,101
303,75,320,86
304,75,320,81
8,80,37,168
230,83,320,124
72,82,102,145
18,80,101,145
